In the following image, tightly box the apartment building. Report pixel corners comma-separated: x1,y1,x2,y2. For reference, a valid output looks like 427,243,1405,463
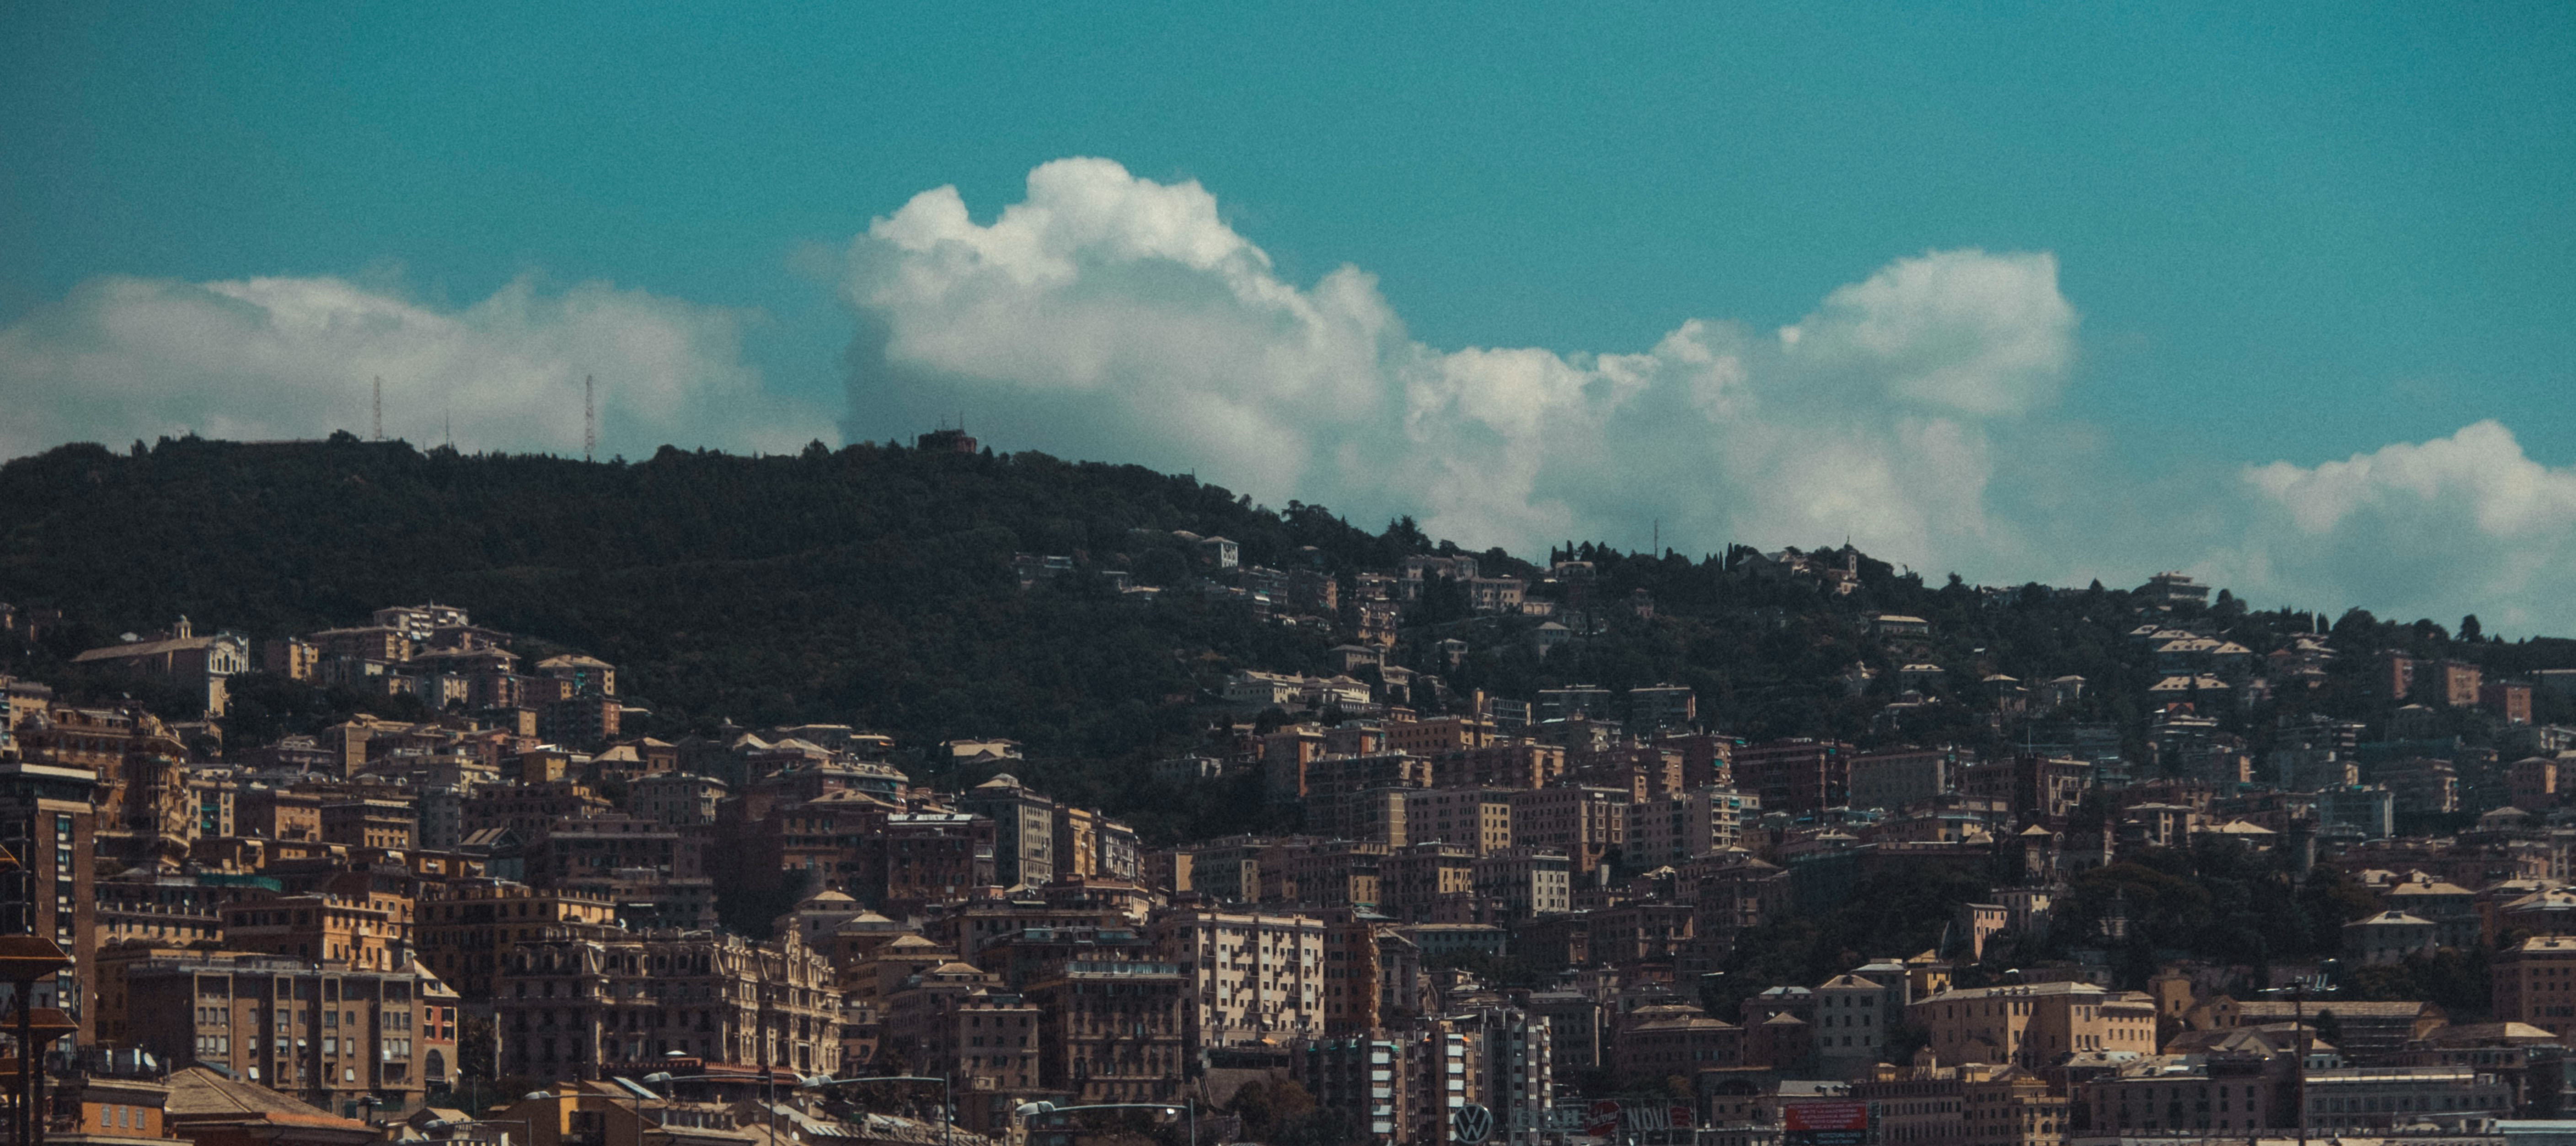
1150,908,1328,1062
0,759,99,1038
964,774,1058,889
123,953,460,1110
1625,786,1757,867
2494,935,2576,1040
495,928,840,1079
1909,982,2159,1068
1402,788,1514,854
1506,787,1627,875
413,884,621,1001
1470,848,1572,922
1025,960,1189,1103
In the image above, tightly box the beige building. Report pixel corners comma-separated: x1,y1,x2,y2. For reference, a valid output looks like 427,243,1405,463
1402,787,1514,854
1625,786,1758,866
1507,786,1627,874
2494,934,2576,1039
495,927,839,1078
1858,1055,2066,1146
1909,981,2158,1068
1150,907,1328,1061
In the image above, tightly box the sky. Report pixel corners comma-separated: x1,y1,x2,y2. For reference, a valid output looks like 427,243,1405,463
4,3,2573,630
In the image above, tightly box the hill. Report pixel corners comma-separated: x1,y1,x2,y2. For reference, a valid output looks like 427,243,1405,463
5,433,2576,841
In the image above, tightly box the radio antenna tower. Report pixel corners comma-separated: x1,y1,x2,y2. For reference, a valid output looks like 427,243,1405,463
584,374,596,462
373,376,384,441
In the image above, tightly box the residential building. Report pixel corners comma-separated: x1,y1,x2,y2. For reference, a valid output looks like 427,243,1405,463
1149,907,1328,1063
1024,960,1188,1103
495,928,839,1079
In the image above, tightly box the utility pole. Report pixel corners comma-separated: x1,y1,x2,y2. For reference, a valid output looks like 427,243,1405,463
584,375,596,463
373,376,384,441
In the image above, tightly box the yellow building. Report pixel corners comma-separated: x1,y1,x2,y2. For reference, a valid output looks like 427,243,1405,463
1909,981,2159,1068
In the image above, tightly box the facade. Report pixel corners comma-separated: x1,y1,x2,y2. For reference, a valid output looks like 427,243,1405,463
1624,787,1757,867
1506,787,1627,875
1732,739,1854,814
1149,908,1328,1063
1025,960,1188,1103
1848,748,1961,812
2494,935,2576,1040
121,953,459,1109
1400,787,1514,854
1469,848,1572,921
964,774,1058,889
0,760,100,1038
494,928,840,1079
1909,982,2159,1069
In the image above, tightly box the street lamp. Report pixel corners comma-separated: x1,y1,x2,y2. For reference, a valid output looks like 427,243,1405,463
1012,1101,1195,1146
803,1075,952,1146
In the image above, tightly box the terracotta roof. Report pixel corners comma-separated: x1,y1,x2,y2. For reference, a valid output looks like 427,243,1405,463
164,1066,371,1130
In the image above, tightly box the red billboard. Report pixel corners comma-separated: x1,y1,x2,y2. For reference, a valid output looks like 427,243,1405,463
1783,1102,1869,1131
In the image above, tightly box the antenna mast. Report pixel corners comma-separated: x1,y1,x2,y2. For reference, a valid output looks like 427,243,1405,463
373,376,384,441
584,374,595,462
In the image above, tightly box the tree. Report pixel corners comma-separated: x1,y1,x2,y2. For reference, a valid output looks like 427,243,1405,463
2461,614,2485,643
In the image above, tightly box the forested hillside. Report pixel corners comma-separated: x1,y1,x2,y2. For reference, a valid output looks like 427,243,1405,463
5,432,2574,826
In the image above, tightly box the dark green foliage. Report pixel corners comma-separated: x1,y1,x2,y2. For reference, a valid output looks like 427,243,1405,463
1709,862,1997,1013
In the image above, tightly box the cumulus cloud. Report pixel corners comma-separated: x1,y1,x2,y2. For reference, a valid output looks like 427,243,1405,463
2219,421,2576,631
0,273,832,461
842,158,2078,579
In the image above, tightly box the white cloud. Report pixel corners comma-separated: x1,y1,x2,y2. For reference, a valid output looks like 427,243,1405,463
842,158,2076,577
0,273,832,461
2221,421,2576,631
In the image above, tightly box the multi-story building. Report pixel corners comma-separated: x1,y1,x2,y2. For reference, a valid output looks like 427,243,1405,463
1025,960,1188,1103
1624,787,1757,867
882,960,1040,1092
122,952,460,1109
1506,787,1626,875
1848,747,1963,811
0,758,99,1039
1908,982,2158,1069
1399,1018,1486,1146
1863,1056,2067,1146
1377,842,1475,923
495,928,839,1079
963,774,1057,889
320,799,415,851
414,884,621,1001
1731,739,1855,814
2302,1067,2512,1133
1612,1003,1739,1087
1317,788,1409,848
2495,935,2576,1040
1429,743,1565,791
633,773,728,828
1174,838,1268,904
218,894,403,970
1387,716,1499,759
1291,1037,1403,1145
1401,788,1514,855
1150,908,1328,1064
1470,848,1571,922
1262,840,1387,910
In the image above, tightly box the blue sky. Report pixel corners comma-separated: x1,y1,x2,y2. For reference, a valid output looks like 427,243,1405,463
5,3,2575,628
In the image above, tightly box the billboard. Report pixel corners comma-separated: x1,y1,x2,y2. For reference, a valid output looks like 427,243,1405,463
1783,1101,1869,1146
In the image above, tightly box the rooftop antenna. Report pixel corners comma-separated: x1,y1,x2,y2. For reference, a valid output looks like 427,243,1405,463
373,376,384,441
584,374,596,463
